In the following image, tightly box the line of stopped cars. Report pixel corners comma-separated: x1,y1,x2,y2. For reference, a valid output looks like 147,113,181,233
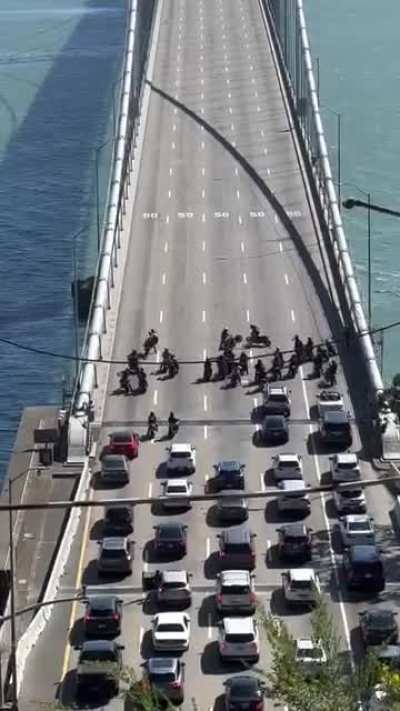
74,386,398,708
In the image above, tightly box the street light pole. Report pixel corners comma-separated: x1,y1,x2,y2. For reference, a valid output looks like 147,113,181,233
367,192,372,332
95,138,114,254
72,235,80,383
8,478,18,711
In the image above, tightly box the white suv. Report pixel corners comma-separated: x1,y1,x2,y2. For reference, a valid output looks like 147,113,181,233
218,617,260,663
277,480,310,514
161,479,192,509
273,453,303,481
216,570,256,614
282,568,320,606
330,452,360,484
166,444,196,474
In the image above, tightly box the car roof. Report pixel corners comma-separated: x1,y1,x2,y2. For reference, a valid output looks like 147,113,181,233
335,453,359,465
349,544,380,562
280,522,309,537
220,570,250,585
296,638,318,650
154,612,187,623
170,443,192,452
223,617,254,633
277,453,300,462
344,514,369,523
323,410,349,422
280,480,306,491
222,526,252,543
148,657,178,674
218,460,242,470
288,568,316,581
166,479,189,487
81,639,117,652
363,608,395,622
161,570,188,584
86,595,118,608
268,385,287,394
101,537,127,549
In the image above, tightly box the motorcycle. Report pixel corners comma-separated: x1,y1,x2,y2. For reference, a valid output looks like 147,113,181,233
168,358,179,378
325,339,336,357
245,333,271,348
287,362,298,379
168,419,180,438
230,368,241,387
147,422,158,439
143,334,158,357
323,364,337,387
203,360,212,381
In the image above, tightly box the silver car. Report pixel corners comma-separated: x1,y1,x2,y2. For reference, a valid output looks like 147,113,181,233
216,570,256,614
156,570,192,608
218,617,260,662
100,454,129,485
97,537,133,576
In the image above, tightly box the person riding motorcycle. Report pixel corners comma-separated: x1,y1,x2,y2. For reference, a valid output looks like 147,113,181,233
239,351,249,375
168,411,179,438
220,328,229,350
325,359,338,384
305,337,314,360
161,347,171,368
312,351,323,378
254,359,266,385
168,355,179,378
273,348,284,370
293,335,304,361
119,368,130,394
147,411,158,438
230,362,240,387
203,357,212,381
317,344,329,362
138,368,148,392
127,349,139,371
325,339,336,357
250,324,260,340
217,354,227,380
288,353,299,378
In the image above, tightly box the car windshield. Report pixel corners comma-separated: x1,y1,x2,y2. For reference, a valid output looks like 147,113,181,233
280,460,297,468
104,460,124,470
338,461,357,470
270,394,287,402
157,623,184,633
353,560,382,576
349,521,370,532
341,489,362,498
81,650,117,663
225,543,251,554
291,580,313,590
101,549,125,559
225,633,254,644
297,646,322,660
221,585,250,594
326,423,349,433
112,434,130,443
89,605,114,616
171,451,190,459
369,612,394,628
163,581,185,589
267,418,283,428
159,527,182,539
285,536,307,545
231,681,258,698
168,485,187,494
149,671,176,683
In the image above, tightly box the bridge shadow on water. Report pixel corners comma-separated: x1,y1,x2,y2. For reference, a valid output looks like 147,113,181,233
0,0,127,463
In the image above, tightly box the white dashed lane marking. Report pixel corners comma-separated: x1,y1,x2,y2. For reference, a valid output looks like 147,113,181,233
291,309,296,322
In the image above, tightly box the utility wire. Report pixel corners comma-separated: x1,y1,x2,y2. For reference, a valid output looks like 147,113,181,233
0,318,395,367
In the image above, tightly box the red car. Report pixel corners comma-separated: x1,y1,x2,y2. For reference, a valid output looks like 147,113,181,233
108,430,139,460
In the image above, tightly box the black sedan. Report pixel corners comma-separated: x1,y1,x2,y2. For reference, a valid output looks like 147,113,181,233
261,415,288,444
359,608,398,646
224,675,265,710
153,521,187,557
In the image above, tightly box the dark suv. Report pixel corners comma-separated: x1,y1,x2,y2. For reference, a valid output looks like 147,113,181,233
103,504,134,536
212,461,245,491
217,526,256,570
277,523,312,562
76,640,123,699
319,410,352,447
343,544,385,592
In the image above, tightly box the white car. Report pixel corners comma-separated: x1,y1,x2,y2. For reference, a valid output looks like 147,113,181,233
333,485,366,514
277,480,310,514
295,639,327,675
151,612,190,651
161,479,192,509
338,514,375,547
282,568,320,606
330,452,361,484
166,444,196,474
317,390,344,417
272,453,303,481
218,617,260,662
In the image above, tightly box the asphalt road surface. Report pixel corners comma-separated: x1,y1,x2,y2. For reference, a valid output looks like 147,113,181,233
19,0,399,709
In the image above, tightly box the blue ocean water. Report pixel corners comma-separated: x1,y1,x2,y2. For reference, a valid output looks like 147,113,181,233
0,0,126,474
305,0,400,383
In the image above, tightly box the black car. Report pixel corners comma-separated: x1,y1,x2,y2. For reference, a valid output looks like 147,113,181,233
212,460,245,491
277,523,313,561
216,490,249,523
319,410,352,447
359,609,398,646
343,545,385,592
83,595,123,637
217,526,256,570
261,415,288,444
153,522,187,557
76,640,123,699
103,504,134,536
224,674,265,710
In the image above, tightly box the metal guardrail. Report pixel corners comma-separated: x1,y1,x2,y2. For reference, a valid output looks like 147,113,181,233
262,0,384,400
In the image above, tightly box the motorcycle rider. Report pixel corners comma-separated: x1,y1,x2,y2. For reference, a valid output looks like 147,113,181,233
127,349,139,372
138,368,148,392
288,352,299,378
160,348,171,373
250,324,260,340
119,368,131,394
325,339,336,357
168,411,179,438
168,355,179,378
273,348,284,370
203,357,212,381
147,411,158,438
304,337,314,361
239,351,249,375
230,362,240,387
217,354,227,380
325,359,338,386
293,335,304,361
312,351,323,378
254,359,266,386
219,328,229,350
317,343,329,362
